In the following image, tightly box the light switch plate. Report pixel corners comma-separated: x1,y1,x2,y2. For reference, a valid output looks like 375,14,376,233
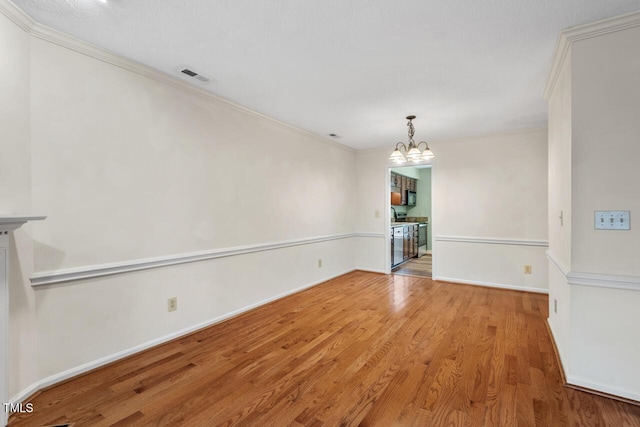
595,211,630,230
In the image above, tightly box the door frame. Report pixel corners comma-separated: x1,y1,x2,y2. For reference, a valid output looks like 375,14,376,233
385,160,436,277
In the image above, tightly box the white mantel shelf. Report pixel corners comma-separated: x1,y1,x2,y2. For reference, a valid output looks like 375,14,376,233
0,215,46,233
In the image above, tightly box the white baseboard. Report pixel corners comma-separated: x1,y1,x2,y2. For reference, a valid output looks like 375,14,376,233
546,318,568,368
434,276,549,294
10,268,356,405
566,374,640,404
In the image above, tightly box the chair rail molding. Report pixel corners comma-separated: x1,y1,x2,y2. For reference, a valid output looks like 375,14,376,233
546,250,640,291
31,232,358,286
435,235,549,247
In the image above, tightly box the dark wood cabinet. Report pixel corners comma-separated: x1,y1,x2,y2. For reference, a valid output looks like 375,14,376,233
401,224,419,260
390,172,418,206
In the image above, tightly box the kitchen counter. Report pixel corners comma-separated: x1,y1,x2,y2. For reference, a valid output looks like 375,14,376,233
391,222,419,227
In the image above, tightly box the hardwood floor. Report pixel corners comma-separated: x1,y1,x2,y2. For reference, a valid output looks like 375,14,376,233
393,254,432,278
10,271,640,426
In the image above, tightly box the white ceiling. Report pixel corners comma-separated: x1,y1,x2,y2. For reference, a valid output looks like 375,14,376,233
13,0,640,150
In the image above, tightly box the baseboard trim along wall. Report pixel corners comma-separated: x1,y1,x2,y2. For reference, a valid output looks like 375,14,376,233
434,276,549,294
565,375,640,406
12,267,357,405
547,319,640,404
31,233,358,286
435,235,549,247
546,250,640,291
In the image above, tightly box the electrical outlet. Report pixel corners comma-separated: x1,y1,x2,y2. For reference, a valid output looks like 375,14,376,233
554,299,557,314
167,297,177,312
374,210,380,218
524,265,532,274
318,259,322,268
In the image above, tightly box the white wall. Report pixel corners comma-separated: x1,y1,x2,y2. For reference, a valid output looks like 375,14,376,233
544,16,640,401
0,12,359,398
0,11,39,400
571,27,640,276
354,129,548,293
546,51,573,369
355,149,389,273
30,39,355,271
548,24,640,400
27,36,357,380
35,239,355,378
432,129,549,292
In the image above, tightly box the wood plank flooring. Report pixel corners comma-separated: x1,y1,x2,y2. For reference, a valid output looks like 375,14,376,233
10,271,640,426
393,254,432,278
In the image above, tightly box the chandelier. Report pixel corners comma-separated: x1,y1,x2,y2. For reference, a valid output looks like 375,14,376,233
389,115,434,163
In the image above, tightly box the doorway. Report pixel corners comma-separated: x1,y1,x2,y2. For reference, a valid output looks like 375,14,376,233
389,165,433,278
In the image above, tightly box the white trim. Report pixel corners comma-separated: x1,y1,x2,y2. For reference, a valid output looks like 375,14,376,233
11,267,355,405
546,319,568,370
0,216,46,233
434,276,549,294
435,235,549,247
354,232,386,238
0,1,353,155
31,233,357,286
0,0,34,32
567,271,640,291
544,10,640,100
545,250,570,277
546,250,640,291
566,374,640,404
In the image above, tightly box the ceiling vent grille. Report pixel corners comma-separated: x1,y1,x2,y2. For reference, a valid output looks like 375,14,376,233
179,68,211,83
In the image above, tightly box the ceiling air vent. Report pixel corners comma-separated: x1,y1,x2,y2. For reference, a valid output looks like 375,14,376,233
179,68,211,83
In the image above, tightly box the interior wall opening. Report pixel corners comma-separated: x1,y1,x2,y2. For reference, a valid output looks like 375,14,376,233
388,165,432,278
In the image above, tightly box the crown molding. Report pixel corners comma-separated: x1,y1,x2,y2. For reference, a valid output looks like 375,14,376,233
543,10,640,101
0,0,354,154
0,0,34,33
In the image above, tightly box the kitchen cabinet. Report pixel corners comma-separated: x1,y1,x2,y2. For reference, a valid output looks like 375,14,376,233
390,172,417,206
391,223,419,267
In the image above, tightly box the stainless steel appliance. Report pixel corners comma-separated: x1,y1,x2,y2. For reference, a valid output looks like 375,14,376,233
393,226,404,266
406,190,417,206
